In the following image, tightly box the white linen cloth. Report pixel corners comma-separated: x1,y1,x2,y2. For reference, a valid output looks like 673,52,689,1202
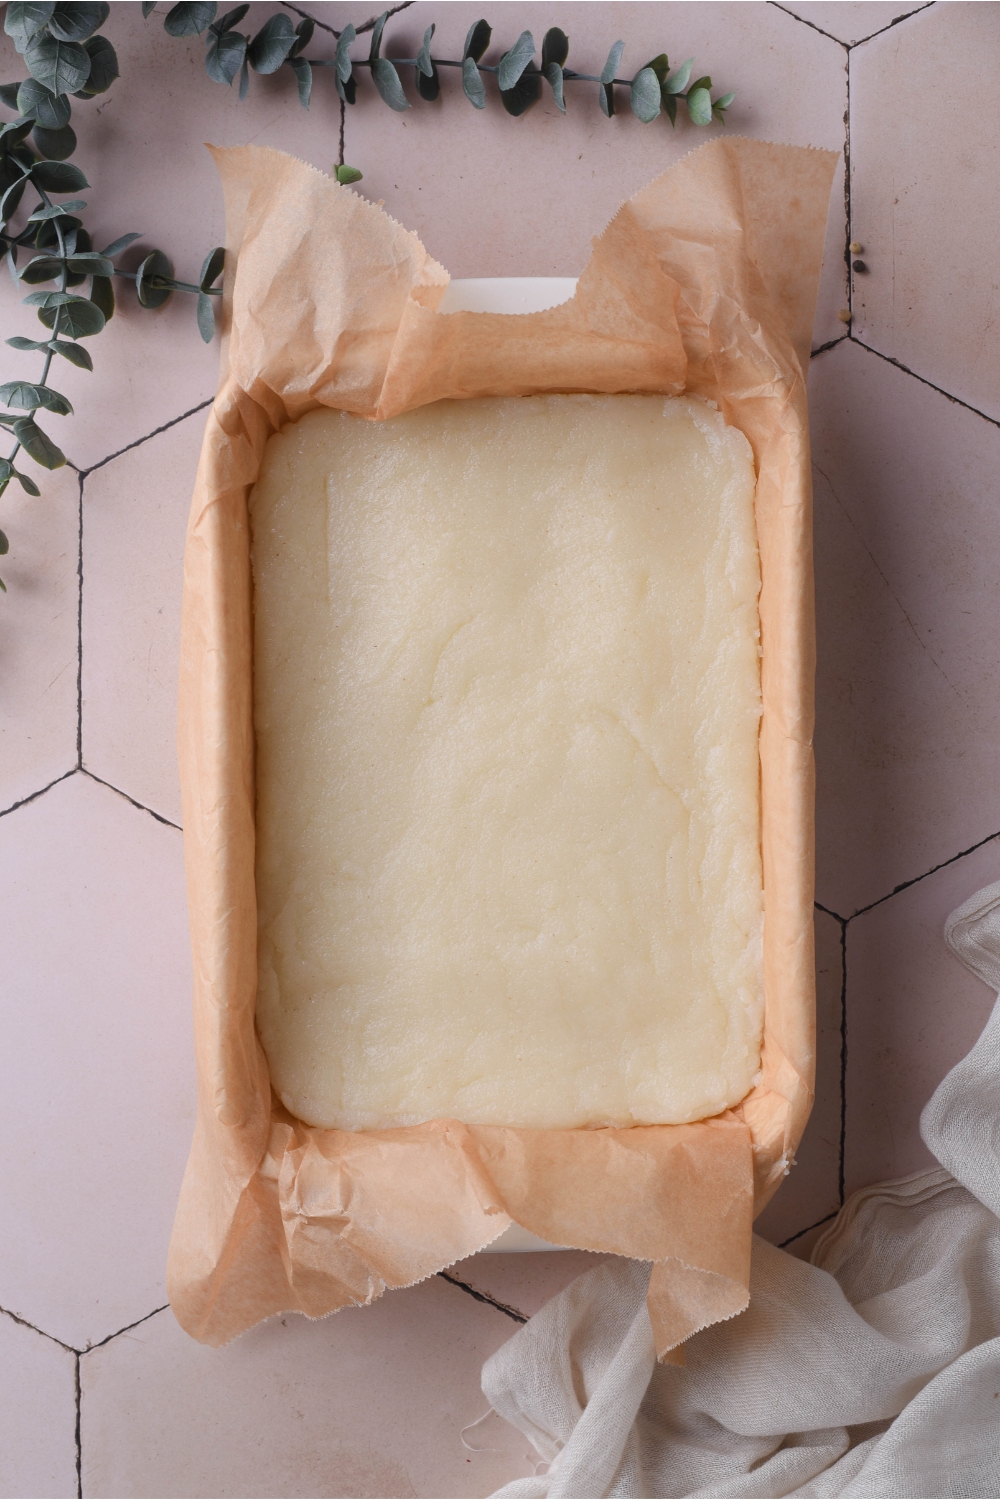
483,880,1000,1498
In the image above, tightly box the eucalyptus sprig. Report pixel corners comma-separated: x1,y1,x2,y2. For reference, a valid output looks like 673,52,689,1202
0,1,224,589
152,4,735,130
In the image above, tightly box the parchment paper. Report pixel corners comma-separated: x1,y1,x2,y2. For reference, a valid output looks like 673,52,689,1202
167,138,837,1357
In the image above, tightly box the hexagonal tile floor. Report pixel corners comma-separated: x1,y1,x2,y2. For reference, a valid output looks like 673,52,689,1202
2,3,997,1495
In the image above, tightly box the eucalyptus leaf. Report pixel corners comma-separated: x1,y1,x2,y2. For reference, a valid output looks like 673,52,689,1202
73,33,117,95
714,90,735,110
462,56,485,109
141,1,156,16
644,53,668,84
0,379,72,414
500,69,540,117
12,415,66,467
48,336,92,368
89,271,113,319
25,34,91,95
6,335,50,350
212,4,249,34
371,58,408,111
30,159,87,191
335,164,363,185
47,3,110,43
6,246,18,284
33,122,76,158
463,19,491,63
196,289,214,342
247,13,295,74
199,245,224,290
27,197,85,219
163,2,217,38
237,56,249,99
288,56,311,108
600,40,624,85
335,24,355,82
543,61,564,113
416,24,434,77
0,459,10,482
541,27,568,70
288,16,313,57
0,176,29,225
599,80,613,118
20,253,63,282
15,468,40,494
0,117,37,147
0,83,22,109
99,231,140,258
663,57,693,93
66,250,113,274
135,248,173,308
497,30,534,91
368,11,388,62
663,92,677,126
205,27,246,85
4,4,55,55
416,60,439,102
686,86,712,125
22,289,75,304
36,292,105,336
17,77,71,127
629,65,660,123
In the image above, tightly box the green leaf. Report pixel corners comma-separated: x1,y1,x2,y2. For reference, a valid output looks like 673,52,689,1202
644,53,668,85
73,33,117,96
0,528,8,559
689,76,711,93
463,19,491,63
99,230,140,258
335,24,355,82
416,59,439,102
15,468,41,494
48,336,92,368
163,2,217,37
0,83,23,108
141,1,156,16
196,289,215,342
237,56,248,99
714,90,735,110
27,199,85,222
4,4,55,55
288,56,311,108
135,248,173,308
199,245,224,290
541,27,568,70
335,164,362,185
32,122,76,158
543,61,564,113
22,288,75,304
462,56,485,109
0,379,72,414
35,292,105,336
416,23,435,76
247,12,295,74
30,158,87,190
65,250,113,274
0,175,30,225
24,35,91,95
12,415,65,467
0,116,37,147
288,16,312,57
211,4,248,34
663,57,693,94
47,3,110,43
663,92,677,126
368,11,388,62
629,65,660,123
6,334,50,350
599,81,613,117
500,72,539,116
687,86,712,126
20,253,64,282
371,58,408,111
497,31,534,90
205,27,246,85
17,76,71,127
0,459,10,482
600,40,624,85
89,271,113,320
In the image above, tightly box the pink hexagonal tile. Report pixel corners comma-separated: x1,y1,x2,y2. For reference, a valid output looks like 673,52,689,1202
0,462,78,813
0,772,194,1349
811,338,1000,918
342,1,848,351
778,3,930,47
82,406,207,826
754,909,844,1248
81,1285,534,1499
845,835,1000,1195
0,1314,77,1500
851,2,1000,420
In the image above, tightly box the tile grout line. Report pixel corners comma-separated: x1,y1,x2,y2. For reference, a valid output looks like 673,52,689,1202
850,827,1000,921
79,397,215,479
81,1303,170,1355
76,470,84,769
74,1352,82,1500
836,912,849,1204
846,338,1000,432
0,1301,75,1354
79,768,182,831
0,765,78,822
437,1271,528,1325
778,1209,838,1250
768,1,935,50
